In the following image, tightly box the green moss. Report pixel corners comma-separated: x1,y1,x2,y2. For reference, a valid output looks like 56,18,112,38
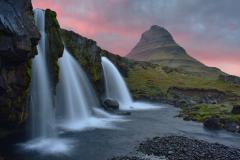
180,103,240,123
45,9,60,28
127,64,240,99
61,29,101,85
44,9,64,94
27,60,32,78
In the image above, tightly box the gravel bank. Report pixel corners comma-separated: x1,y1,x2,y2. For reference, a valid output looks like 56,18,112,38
138,136,240,160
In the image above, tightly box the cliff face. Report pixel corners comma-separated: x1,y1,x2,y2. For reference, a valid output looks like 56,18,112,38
45,9,64,94
0,0,40,129
61,29,103,95
61,29,133,99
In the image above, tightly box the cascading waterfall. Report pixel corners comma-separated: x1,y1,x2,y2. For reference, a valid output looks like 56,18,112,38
56,49,120,130
101,57,133,109
30,9,56,139
22,9,70,154
22,9,124,154
101,57,160,110
56,48,93,126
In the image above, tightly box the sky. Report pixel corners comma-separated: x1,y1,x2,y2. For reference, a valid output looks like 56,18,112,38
32,0,240,76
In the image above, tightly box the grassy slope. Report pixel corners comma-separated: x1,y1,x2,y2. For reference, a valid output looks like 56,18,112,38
127,65,240,98
126,64,240,124
179,104,240,123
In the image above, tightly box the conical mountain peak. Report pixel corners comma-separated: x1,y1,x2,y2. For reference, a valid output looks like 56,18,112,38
127,25,204,68
139,25,176,45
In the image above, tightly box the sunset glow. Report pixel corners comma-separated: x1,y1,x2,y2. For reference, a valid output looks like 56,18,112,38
32,0,240,76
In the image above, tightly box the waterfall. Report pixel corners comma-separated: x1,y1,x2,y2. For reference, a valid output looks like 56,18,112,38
30,9,56,138
56,48,93,128
56,49,120,131
101,57,160,110
22,9,70,154
101,57,133,110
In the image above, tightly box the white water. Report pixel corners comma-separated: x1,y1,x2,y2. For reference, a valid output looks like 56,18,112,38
56,49,123,131
57,48,92,122
101,57,133,110
23,9,69,154
30,9,55,139
101,57,161,110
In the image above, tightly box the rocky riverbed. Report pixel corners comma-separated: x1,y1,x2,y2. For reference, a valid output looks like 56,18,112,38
112,136,240,160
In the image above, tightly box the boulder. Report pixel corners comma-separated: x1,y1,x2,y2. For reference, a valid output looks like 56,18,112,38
224,121,240,133
113,111,131,116
231,105,240,114
103,98,119,111
203,118,222,130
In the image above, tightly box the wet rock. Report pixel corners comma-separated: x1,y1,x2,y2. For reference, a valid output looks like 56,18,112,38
0,0,40,61
167,87,226,107
113,111,131,116
103,98,120,111
111,156,144,160
224,121,240,133
231,105,240,114
61,29,103,96
0,0,39,129
203,118,222,130
45,9,64,94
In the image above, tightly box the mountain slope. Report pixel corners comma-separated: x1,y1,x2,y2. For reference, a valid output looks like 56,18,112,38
127,25,223,77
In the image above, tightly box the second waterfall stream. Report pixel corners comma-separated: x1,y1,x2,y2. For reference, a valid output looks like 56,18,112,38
56,48,120,131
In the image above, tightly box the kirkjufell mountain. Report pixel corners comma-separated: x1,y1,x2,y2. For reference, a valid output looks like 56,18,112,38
128,25,200,65
127,25,223,76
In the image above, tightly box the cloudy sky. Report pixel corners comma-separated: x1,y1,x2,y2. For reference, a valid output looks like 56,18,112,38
32,0,240,76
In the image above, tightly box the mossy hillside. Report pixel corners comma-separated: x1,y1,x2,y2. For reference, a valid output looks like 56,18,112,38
126,64,240,100
45,9,64,94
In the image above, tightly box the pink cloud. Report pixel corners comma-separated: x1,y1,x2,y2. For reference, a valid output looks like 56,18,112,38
32,0,240,76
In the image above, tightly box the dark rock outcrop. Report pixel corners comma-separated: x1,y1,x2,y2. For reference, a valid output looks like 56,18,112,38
102,98,131,115
167,87,226,107
231,105,240,114
111,156,145,160
203,118,222,130
0,0,40,61
0,0,40,129
103,98,119,111
45,9,64,93
223,121,240,133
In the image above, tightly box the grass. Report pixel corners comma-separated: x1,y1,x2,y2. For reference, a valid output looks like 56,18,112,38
180,103,240,123
127,65,240,99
